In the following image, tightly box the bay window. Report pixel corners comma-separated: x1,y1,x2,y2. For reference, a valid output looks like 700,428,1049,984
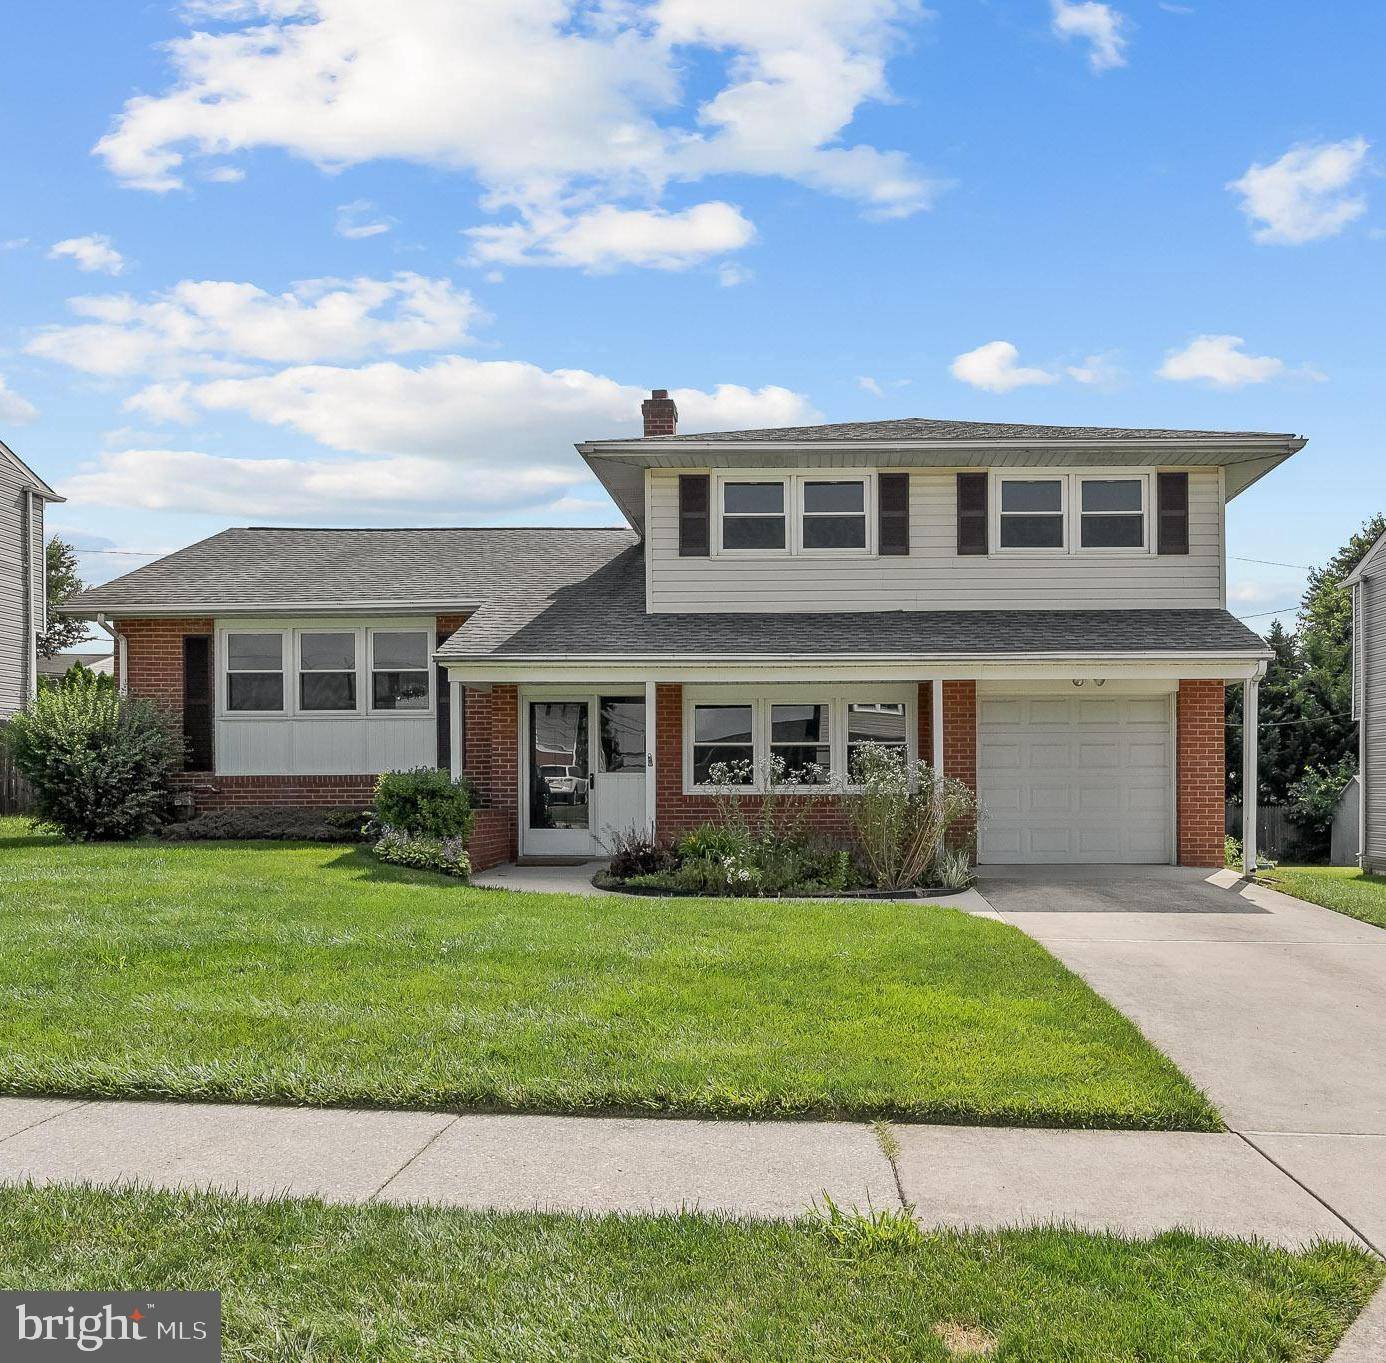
225,632,284,712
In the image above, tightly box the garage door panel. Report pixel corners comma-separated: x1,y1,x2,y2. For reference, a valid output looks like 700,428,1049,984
978,692,1173,865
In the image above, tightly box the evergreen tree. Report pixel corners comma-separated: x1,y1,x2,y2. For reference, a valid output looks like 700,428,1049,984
1226,618,1304,802
1294,513,1385,775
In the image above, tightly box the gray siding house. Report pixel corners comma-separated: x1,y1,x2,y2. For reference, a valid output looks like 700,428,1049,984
0,441,62,719
1347,532,1386,873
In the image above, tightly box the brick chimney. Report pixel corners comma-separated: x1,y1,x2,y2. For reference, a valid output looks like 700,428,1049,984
641,388,678,437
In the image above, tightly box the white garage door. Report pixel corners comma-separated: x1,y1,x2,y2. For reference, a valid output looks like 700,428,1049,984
978,692,1173,865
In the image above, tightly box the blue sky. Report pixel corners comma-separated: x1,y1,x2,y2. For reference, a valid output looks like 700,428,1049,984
1,1,1381,631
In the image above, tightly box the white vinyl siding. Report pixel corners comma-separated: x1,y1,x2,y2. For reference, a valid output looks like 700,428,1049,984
0,471,42,718
213,616,437,777
1361,575,1386,873
646,466,1224,613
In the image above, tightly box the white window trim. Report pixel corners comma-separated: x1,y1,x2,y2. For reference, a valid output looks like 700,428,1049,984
297,627,361,715
368,627,434,715
224,629,287,715
989,470,1156,558
713,471,878,559
1075,474,1151,555
993,474,1069,556
683,685,916,794
216,619,436,722
796,474,874,557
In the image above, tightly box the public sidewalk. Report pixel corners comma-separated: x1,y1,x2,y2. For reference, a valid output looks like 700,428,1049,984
0,1095,1370,1252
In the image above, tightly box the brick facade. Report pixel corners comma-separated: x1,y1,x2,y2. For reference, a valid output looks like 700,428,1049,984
115,617,215,769
462,684,520,870
1177,678,1227,868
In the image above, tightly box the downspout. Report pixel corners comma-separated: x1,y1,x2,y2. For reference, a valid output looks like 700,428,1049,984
94,614,127,694
1242,660,1267,878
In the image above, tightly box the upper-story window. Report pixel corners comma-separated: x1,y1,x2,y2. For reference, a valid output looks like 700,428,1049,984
717,474,872,555
721,481,786,550
800,479,867,550
1078,477,1146,549
998,478,1065,549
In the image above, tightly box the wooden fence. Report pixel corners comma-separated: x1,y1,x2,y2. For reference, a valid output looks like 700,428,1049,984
0,726,33,815
1225,800,1291,859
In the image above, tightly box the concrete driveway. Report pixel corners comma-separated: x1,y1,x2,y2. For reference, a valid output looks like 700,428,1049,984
975,865,1386,1254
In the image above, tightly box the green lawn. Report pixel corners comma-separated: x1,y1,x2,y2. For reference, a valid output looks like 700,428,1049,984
0,819,1219,1129
3,1183,1378,1363
1263,865,1386,930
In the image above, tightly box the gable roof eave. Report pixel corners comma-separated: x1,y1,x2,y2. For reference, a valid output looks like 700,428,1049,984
0,439,63,501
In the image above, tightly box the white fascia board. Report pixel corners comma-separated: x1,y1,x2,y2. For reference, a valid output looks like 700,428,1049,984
0,439,63,501
576,436,1305,459
1345,530,1386,587
443,654,1267,684
60,599,483,618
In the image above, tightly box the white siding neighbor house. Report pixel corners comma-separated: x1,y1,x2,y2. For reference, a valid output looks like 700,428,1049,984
0,440,62,719
64,395,1304,875
1346,532,1386,873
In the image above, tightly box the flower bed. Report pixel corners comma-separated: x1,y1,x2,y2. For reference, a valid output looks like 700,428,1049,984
601,746,979,899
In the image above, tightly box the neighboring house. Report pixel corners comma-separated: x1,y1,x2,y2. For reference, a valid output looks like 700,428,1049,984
0,440,63,719
63,395,1303,873
1346,532,1386,872
36,650,114,680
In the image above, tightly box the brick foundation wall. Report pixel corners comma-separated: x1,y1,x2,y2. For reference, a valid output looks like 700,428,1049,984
1177,678,1226,867
176,773,376,811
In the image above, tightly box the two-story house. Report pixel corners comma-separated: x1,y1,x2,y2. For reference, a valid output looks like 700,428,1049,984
64,393,1301,873
1,439,62,719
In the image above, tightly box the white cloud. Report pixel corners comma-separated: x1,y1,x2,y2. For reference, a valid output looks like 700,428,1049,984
202,165,246,183
335,199,394,239
467,201,754,272
950,340,1058,393
94,0,941,253
858,375,884,397
64,365,820,519
0,374,39,424
1,238,28,251
1066,351,1124,387
1157,334,1285,388
1050,1,1129,72
48,234,126,275
716,261,753,287
1228,137,1370,245
27,273,481,377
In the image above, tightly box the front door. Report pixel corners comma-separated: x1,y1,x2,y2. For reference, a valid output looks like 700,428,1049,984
523,694,647,857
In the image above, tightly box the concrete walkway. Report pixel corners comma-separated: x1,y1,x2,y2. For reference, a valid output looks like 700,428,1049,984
0,1094,1370,1251
974,866,1386,1256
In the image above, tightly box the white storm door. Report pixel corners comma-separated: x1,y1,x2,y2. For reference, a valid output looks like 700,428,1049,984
524,697,596,856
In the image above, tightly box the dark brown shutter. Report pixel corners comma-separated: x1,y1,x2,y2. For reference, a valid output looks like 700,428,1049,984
678,474,710,556
182,635,214,772
878,473,910,555
956,472,988,555
1158,472,1189,555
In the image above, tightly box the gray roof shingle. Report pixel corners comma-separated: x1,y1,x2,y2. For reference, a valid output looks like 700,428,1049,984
440,543,1270,660
66,526,639,613
590,417,1295,446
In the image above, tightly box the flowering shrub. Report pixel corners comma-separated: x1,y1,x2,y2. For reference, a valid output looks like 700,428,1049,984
372,827,471,880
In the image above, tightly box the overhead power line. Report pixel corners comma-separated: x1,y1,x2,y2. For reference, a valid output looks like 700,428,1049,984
1229,555,1312,570
1226,711,1354,729
1235,605,1300,620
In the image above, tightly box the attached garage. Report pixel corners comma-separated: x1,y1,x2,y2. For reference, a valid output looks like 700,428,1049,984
977,686,1175,865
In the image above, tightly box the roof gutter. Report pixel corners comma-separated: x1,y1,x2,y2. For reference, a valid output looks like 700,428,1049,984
577,436,1306,458
439,646,1272,665
58,599,485,618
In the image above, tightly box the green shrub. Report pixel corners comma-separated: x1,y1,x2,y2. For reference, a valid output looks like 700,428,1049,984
1286,760,1355,863
1224,835,1243,869
372,768,475,841
158,806,368,843
372,827,471,879
844,744,978,891
605,825,676,879
3,673,183,841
